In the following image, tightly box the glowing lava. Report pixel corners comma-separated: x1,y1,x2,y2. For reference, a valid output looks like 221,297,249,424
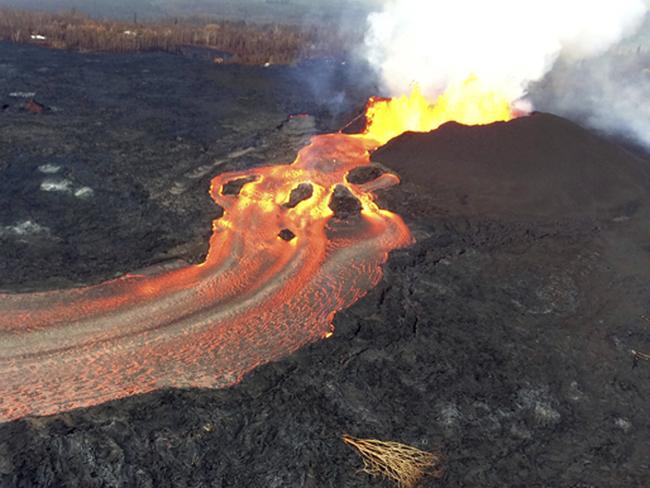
0,82,513,421
363,78,512,145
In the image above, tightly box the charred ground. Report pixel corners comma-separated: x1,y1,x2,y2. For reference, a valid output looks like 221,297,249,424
0,41,371,291
1,43,649,488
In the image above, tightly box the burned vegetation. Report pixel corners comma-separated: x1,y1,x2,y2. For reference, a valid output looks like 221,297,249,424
0,7,356,64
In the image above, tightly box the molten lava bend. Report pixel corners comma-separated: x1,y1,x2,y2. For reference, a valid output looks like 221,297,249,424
0,84,512,421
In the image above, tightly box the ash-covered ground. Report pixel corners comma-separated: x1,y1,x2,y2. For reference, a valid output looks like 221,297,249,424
1,43,649,488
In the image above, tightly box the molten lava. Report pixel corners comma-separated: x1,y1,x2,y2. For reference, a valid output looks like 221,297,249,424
0,82,514,421
364,78,513,145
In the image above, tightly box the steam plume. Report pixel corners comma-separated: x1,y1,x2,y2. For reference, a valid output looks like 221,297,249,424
528,24,650,147
364,0,648,105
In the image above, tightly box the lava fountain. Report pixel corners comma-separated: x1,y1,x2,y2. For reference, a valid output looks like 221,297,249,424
0,80,513,421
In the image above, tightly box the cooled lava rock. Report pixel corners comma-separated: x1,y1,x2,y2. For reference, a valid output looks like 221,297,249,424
277,228,296,241
372,112,650,219
340,111,367,135
328,184,362,219
221,175,258,196
276,114,316,137
214,203,225,219
2,42,649,488
346,165,385,184
284,182,313,208
24,99,45,114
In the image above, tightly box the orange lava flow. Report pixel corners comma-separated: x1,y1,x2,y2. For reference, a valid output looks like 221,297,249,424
0,132,412,421
0,84,513,421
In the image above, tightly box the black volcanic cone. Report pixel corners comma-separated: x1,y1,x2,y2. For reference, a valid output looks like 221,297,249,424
372,113,650,219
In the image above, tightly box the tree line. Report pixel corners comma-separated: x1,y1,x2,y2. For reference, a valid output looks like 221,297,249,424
0,8,359,64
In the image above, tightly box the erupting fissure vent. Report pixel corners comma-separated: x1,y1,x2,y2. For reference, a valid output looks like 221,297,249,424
363,80,512,145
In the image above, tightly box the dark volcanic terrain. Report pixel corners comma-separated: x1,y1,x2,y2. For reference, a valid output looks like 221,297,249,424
0,42,370,291
1,43,650,488
373,114,649,219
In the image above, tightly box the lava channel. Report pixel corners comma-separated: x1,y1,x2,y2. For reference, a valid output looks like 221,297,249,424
0,132,412,421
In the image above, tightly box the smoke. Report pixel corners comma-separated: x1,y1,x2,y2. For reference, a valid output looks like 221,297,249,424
363,0,648,105
528,19,650,147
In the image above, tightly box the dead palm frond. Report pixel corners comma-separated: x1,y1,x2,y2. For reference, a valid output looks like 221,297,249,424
342,434,443,488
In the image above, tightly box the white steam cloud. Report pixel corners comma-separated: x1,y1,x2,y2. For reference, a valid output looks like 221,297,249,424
364,0,648,104
527,13,650,147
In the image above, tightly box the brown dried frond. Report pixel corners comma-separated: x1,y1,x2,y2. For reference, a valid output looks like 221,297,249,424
342,434,443,488
632,349,650,361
